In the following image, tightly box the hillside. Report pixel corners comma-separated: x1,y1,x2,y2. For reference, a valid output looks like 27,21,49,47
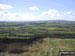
0,20,75,56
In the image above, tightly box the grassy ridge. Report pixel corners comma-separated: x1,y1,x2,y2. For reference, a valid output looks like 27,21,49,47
0,38,75,56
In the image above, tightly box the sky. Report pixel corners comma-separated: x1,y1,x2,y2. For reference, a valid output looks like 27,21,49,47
0,0,75,21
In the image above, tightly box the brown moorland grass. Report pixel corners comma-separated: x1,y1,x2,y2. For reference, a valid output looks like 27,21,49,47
0,37,75,56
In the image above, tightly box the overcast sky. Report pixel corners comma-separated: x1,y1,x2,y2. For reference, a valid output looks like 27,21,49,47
0,0,75,21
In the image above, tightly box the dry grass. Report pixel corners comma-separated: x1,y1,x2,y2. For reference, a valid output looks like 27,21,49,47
0,38,75,56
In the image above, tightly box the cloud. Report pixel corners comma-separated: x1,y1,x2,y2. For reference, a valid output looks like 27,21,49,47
63,11,75,21
40,9,63,20
0,4,13,9
28,6,39,11
41,9,58,17
0,9,75,21
64,11,73,15
0,12,17,21
40,9,75,20
0,11,40,21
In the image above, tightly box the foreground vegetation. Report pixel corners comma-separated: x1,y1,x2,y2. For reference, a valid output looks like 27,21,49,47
0,38,75,56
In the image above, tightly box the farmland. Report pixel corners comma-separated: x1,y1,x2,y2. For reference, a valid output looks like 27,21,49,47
0,21,75,56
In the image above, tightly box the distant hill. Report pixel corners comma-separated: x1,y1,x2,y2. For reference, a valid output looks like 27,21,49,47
0,20,75,25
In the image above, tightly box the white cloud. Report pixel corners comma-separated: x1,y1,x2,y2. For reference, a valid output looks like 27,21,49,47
41,9,58,17
0,12,17,21
40,9,75,20
28,6,39,11
0,9,75,21
40,9,64,20
0,11,40,21
0,4,13,9
64,11,73,15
